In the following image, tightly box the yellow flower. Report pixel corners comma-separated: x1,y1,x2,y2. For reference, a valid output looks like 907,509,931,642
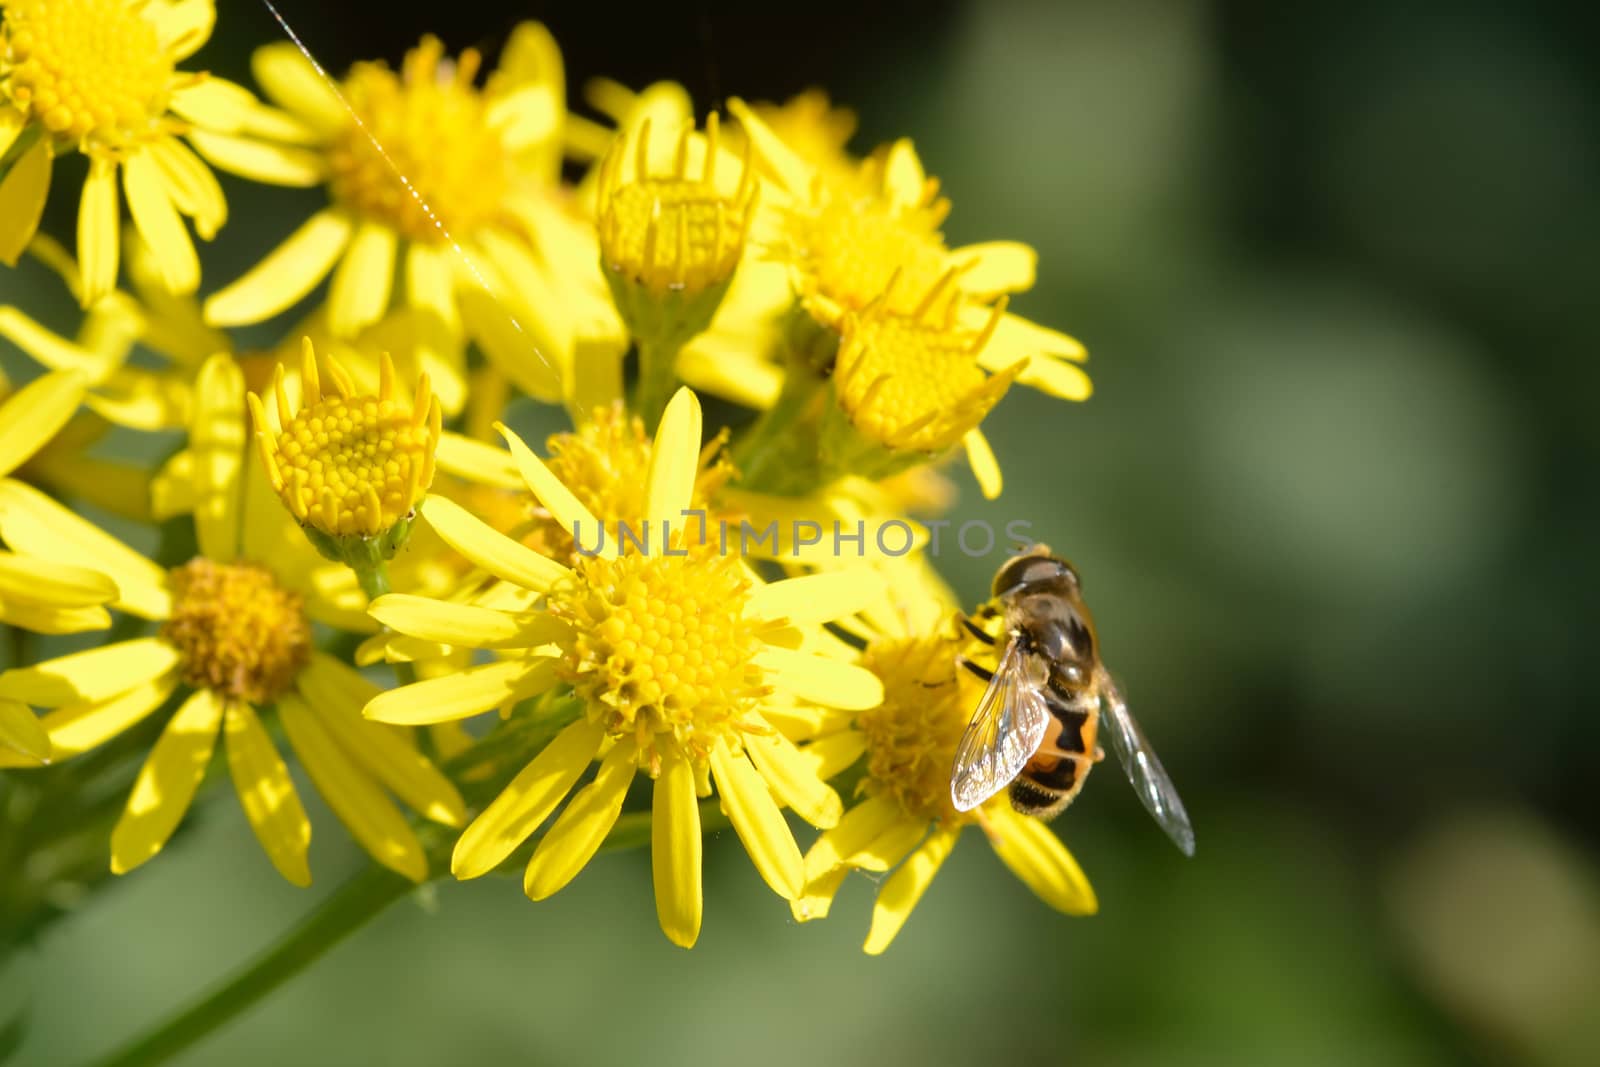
593,111,757,425
818,277,1024,489
597,113,756,300
0,0,282,303
793,582,1097,954
249,338,439,568
715,100,1091,496
201,29,611,410
0,354,464,883
364,388,887,946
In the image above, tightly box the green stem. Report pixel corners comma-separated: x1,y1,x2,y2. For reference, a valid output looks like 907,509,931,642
633,335,684,432
351,557,390,601
85,864,413,1067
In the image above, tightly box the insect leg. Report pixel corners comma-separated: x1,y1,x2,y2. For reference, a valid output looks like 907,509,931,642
958,615,996,645
956,655,994,683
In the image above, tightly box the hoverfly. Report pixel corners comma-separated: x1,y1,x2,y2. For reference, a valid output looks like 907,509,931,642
949,544,1194,855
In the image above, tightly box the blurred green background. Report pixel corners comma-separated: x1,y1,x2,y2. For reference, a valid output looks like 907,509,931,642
4,0,1598,1063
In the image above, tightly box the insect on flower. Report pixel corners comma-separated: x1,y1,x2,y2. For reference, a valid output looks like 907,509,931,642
950,543,1196,856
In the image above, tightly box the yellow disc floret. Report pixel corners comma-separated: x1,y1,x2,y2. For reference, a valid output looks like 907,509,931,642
328,36,509,242
597,114,756,297
162,558,312,705
855,632,982,824
548,540,774,773
782,160,951,327
1,0,176,149
250,339,441,540
831,276,1022,452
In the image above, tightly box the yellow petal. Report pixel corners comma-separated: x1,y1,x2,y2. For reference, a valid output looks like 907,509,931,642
225,701,312,886
797,728,868,783
523,740,636,900
456,281,565,403
252,42,345,135
804,794,902,880
25,671,177,762
148,136,226,240
790,864,849,923
110,688,224,874
369,594,571,649
864,826,960,955
652,747,702,948
953,241,1037,299
0,698,51,763
753,646,883,711
983,806,1098,915
743,726,842,829
0,598,108,638
0,369,85,478
848,816,928,874
451,718,605,879
186,128,325,187
191,355,245,562
123,149,199,294
881,139,927,210
677,337,783,410
148,0,214,60
494,423,606,549
327,221,397,337
0,550,116,608
0,637,179,706
0,133,50,266
434,432,522,490
487,85,559,152
644,387,702,524
299,653,465,826
726,99,811,197
0,309,116,383
364,656,559,725
419,494,573,591
278,692,428,883
744,569,885,626
710,739,804,900
77,157,120,306
963,429,1002,501
0,479,172,619
203,209,352,327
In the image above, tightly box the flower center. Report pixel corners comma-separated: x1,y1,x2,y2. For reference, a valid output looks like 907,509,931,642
254,349,441,539
786,192,950,326
327,37,509,242
855,634,982,823
597,117,756,297
832,294,1016,452
548,542,770,772
1,0,174,148
162,559,312,705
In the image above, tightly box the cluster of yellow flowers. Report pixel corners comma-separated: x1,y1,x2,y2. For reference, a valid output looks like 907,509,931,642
0,1,1096,953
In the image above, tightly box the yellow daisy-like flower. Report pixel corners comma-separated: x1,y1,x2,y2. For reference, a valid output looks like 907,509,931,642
595,112,756,425
248,338,440,565
0,0,284,304
744,91,859,191
818,276,1025,490
0,354,464,883
793,584,1097,954
364,388,887,946
201,29,610,409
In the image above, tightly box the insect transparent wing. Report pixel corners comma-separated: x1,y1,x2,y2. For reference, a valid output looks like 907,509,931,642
1098,671,1195,856
950,638,1051,812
